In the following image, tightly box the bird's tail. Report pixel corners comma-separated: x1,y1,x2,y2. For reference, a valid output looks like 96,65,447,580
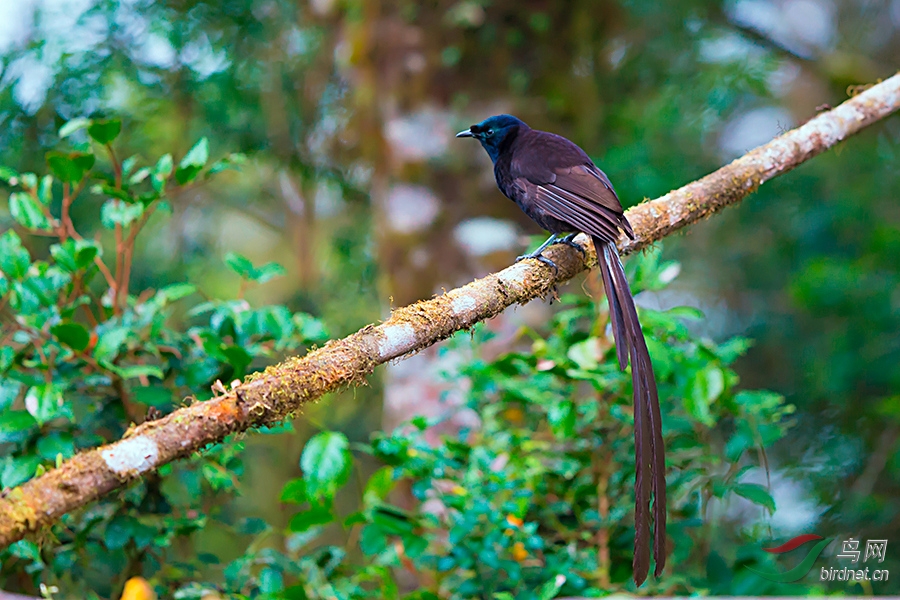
593,236,667,586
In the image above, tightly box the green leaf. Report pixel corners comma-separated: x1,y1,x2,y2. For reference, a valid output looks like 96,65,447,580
20,173,37,189
100,200,144,229
734,389,784,411
87,119,122,144
406,593,440,600
666,305,704,321
107,364,164,380
25,384,66,425
9,192,52,231
732,483,776,513
725,429,754,462
9,540,41,563
288,504,333,532
258,568,283,595
51,322,90,351
92,182,131,202
537,575,566,600
128,167,151,185
74,241,101,268
1,455,41,488
300,431,352,501
567,337,601,370
282,585,311,600
121,155,137,177
0,165,19,183
71,152,95,173
0,381,22,411
105,515,138,550
220,255,284,285
235,517,267,536
50,238,100,273
0,347,15,373
157,283,196,303
280,478,307,504
207,153,247,175
46,152,84,183
0,410,37,444
706,550,733,592
94,326,129,362
717,337,754,364
58,118,92,138
179,137,209,169
221,345,253,376
363,466,395,505
224,252,255,278
343,511,366,527
370,505,415,535
360,523,389,556
253,262,286,284
548,400,576,439
153,153,173,178
36,432,75,461
685,366,724,427
0,230,31,279
37,175,53,204
644,336,673,379
134,386,173,408
295,314,329,342
175,137,209,185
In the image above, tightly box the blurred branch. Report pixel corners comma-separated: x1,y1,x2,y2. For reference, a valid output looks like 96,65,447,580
850,423,899,498
0,591,41,600
1,73,899,550
727,20,816,64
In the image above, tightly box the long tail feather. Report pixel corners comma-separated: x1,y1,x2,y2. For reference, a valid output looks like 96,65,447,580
594,237,667,586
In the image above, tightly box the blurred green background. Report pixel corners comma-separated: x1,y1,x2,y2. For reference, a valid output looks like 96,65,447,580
0,0,899,597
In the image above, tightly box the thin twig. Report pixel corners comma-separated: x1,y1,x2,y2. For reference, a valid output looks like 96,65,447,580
120,204,158,311
114,222,124,314
61,182,76,239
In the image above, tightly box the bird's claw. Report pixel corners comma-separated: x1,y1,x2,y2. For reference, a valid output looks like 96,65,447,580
553,235,586,258
516,253,559,275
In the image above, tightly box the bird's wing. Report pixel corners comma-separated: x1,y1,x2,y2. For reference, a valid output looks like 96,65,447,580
552,164,623,214
511,149,634,243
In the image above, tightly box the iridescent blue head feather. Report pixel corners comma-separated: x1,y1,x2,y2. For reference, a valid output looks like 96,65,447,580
456,114,528,163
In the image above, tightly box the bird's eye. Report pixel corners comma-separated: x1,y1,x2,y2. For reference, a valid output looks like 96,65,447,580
485,129,494,137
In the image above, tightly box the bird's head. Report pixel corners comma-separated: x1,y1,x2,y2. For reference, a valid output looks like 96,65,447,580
456,114,527,163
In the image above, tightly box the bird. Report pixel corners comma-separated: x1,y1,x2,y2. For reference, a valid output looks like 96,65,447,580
457,114,666,586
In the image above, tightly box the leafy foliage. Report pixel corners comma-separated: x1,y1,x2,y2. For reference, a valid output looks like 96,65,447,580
157,251,796,599
0,121,328,598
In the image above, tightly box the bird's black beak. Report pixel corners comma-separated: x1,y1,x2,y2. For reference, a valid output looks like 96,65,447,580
456,128,475,138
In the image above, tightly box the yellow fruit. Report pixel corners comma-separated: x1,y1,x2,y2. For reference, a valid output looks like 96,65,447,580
512,542,527,562
120,577,156,600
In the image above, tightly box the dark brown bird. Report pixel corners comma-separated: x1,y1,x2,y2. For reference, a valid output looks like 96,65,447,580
458,114,666,585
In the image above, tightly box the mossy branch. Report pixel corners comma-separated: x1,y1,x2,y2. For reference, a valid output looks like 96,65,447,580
1,73,899,550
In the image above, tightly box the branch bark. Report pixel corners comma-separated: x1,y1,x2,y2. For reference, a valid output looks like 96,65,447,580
1,73,899,550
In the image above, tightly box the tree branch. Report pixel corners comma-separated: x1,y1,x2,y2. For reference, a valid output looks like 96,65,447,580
1,73,898,550
0,591,42,600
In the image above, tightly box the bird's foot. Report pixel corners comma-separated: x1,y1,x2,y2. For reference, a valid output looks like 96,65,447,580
547,283,561,304
552,234,586,258
515,252,559,275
